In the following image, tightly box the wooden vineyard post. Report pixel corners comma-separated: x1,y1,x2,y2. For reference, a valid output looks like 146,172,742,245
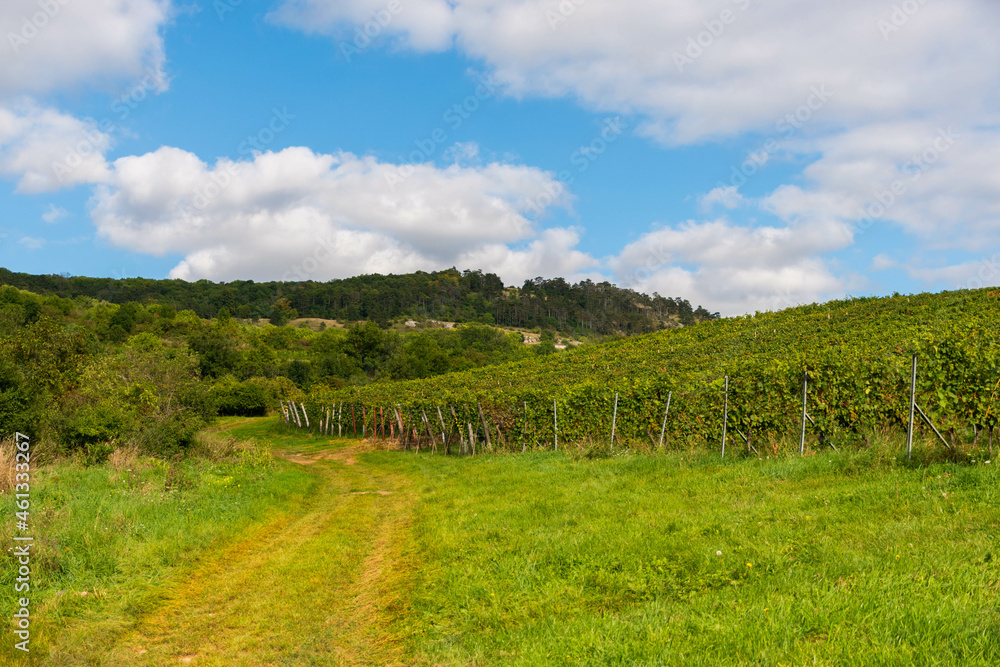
906,354,954,456
907,355,918,460
658,391,672,449
421,410,436,454
279,401,288,424
468,422,476,456
300,403,310,430
338,402,343,437
553,399,559,452
799,371,809,456
395,406,406,447
721,376,729,459
437,406,449,455
610,393,619,452
291,401,302,428
450,406,465,454
477,403,492,452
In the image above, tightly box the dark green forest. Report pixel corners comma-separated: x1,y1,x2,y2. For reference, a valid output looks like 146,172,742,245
0,267,717,335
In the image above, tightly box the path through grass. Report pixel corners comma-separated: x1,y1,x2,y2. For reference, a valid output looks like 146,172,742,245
101,425,418,666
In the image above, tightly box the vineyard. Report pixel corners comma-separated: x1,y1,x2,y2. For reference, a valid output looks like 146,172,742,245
287,288,1000,457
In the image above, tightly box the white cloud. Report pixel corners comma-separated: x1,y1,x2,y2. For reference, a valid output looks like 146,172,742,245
699,185,745,211
274,1,1000,142
0,101,112,192
268,0,455,51
90,145,591,283
456,227,597,284
608,217,852,315
0,0,171,99
869,254,897,272
762,123,1000,251
42,203,69,223
873,255,1000,292
0,1,171,194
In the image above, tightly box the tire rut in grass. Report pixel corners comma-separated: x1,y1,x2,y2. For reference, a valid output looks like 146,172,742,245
107,448,415,666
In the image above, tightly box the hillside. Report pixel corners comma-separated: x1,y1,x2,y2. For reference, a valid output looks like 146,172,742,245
0,267,718,336
322,288,1000,454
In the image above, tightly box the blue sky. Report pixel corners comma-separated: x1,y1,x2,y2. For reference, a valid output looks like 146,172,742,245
1,1,998,314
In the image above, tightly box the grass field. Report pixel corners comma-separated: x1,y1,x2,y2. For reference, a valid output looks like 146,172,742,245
3,419,1000,665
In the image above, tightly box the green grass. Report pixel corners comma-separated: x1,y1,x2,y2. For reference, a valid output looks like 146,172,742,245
391,447,1000,665
4,420,1000,665
0,419,315,664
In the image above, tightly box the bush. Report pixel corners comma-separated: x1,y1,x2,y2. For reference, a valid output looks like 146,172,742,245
54,345,211,460
212,379,269,417
0,356,45,440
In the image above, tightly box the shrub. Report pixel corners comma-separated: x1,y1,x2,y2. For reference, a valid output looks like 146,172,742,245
212,379,269,417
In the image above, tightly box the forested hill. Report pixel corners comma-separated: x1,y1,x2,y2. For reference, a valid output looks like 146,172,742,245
0,267,718,335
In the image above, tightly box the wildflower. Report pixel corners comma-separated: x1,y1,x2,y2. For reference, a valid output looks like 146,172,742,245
716,551,722,556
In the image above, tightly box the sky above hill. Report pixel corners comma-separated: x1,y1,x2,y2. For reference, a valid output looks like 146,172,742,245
1,0,998,315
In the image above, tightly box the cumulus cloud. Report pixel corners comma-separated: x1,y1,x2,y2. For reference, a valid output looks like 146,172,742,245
42,203,69,223
0,101,112,192
0,0,170,99
273,1,1000,142
268,0,455,51
872,256,1000,292
763,124,1000,251
608,218,852,315
0,1,170,192
699,185,745,211
91,145,593,283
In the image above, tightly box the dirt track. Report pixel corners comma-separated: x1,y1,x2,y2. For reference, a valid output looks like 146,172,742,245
106,443,415,666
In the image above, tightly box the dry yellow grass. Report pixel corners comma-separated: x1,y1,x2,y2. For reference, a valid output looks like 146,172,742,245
0,436,15,492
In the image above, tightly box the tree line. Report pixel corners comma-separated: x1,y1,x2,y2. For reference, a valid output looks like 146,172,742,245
1,279,659,462
0,268,718,335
